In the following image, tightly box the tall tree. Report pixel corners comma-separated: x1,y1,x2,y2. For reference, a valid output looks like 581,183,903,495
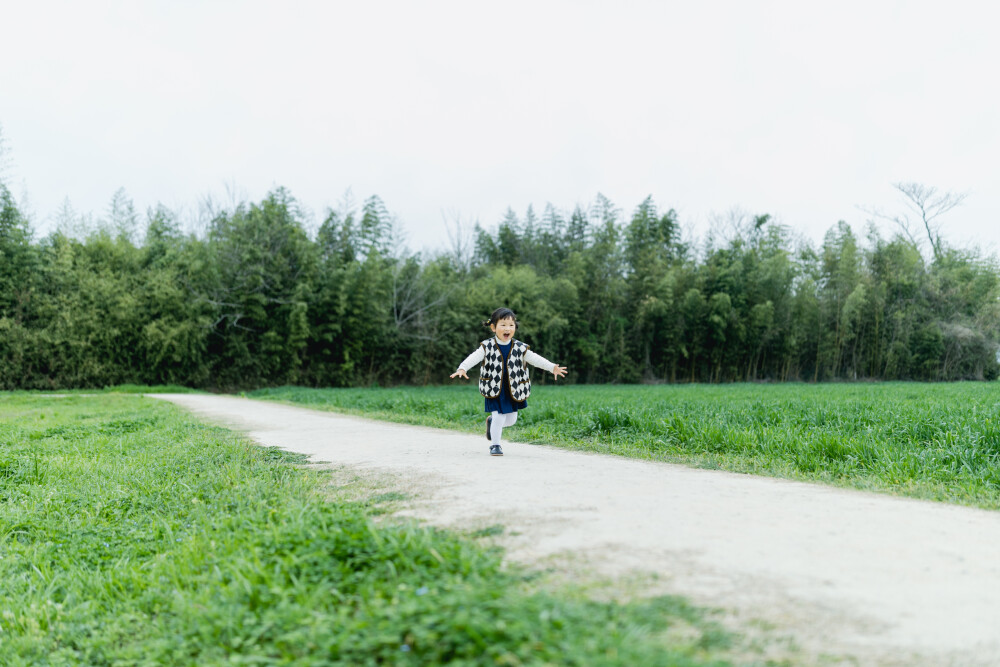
205,188,317,387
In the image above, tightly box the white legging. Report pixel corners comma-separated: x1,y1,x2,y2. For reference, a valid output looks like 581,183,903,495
491,411,518,446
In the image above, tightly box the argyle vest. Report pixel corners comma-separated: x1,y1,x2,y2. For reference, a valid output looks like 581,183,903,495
478,338,532,401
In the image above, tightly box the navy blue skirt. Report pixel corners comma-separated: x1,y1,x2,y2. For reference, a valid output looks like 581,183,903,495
485,390,527,415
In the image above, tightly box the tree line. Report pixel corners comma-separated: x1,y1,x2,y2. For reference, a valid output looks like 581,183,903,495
1,181,998,390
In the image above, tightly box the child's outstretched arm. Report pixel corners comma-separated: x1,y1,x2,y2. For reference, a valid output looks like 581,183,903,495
525,351,568,380
451,346,485,380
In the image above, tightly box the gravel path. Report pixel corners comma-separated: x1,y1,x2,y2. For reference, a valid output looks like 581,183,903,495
148,393,1000,666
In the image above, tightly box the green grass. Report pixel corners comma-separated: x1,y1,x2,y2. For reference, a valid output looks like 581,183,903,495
0,393,743,666
101,383,204,394
3,384,203,395
251,382,1000,511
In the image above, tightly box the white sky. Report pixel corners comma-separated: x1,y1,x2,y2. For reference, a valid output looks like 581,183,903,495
2,0,998,255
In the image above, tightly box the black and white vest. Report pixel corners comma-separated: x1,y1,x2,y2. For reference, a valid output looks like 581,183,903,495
478,338,531,401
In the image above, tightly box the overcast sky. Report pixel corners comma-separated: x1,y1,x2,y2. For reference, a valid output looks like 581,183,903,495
2,0,997,255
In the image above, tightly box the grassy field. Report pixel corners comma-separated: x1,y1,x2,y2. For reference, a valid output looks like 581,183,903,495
0,393,746,666
251,382,1000,511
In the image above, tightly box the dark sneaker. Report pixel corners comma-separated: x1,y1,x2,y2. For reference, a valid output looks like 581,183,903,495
486,415,492,441
489,444,503,456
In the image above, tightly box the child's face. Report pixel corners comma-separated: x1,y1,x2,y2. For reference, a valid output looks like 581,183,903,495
491,316,516,343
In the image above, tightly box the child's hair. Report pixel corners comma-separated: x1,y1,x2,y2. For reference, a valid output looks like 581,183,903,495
482,307,517,329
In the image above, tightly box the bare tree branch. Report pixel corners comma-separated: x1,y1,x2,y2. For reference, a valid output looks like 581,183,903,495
857,203,922,249
859,182,968,262
893,182,967,262
442,210,475,271
0,123,13,186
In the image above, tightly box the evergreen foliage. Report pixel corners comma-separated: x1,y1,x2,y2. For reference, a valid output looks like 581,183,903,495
1,187,998,389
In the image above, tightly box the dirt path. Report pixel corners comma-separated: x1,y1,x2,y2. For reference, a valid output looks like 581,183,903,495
148,394,1000,666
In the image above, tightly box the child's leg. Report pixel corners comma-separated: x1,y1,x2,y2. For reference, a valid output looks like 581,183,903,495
490,411,503,446
491,411,518,446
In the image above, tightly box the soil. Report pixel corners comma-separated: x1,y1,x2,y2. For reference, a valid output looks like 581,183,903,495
148,393,1000,666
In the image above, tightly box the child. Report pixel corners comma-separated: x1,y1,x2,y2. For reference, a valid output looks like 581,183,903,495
450,307,568,456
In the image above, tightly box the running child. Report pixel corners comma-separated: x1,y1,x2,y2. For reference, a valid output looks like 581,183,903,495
450,307,568,456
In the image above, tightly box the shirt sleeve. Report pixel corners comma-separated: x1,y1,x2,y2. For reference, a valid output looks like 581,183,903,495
524,350,556,373
458,346,485,372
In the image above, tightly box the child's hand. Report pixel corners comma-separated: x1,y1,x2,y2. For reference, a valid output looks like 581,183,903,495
450,369,469,380
552,365,568,380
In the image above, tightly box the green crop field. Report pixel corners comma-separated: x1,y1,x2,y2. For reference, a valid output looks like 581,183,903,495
252,382,1000,511
0,393,743,666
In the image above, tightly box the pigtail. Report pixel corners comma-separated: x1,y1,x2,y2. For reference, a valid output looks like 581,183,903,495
481,319,492,328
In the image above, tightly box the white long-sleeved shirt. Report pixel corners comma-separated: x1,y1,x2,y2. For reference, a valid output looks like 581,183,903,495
457,337,557,374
